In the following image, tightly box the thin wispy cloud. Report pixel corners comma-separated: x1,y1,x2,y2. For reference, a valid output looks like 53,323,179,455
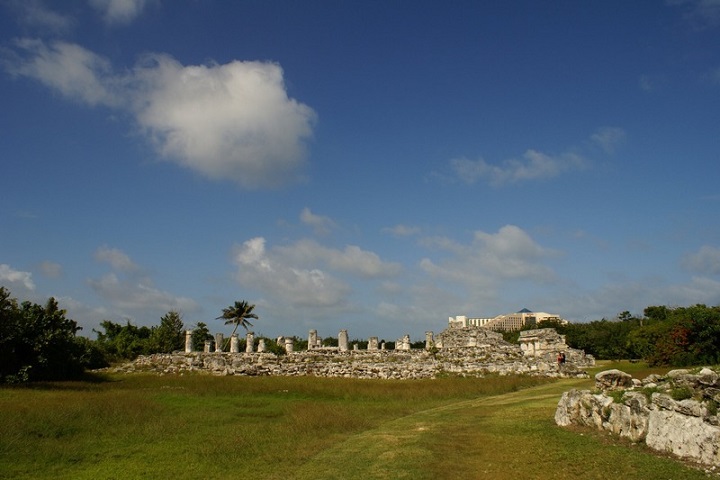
668,0,720,29
89,246,199,318
448,149,588,187
89,273,198,314
383,224,421,237
38,261,62,278
300,207,336,235
591,127,626,154
6,0,75,33
89,0,154,25
682,245,720,275
94,246,140,272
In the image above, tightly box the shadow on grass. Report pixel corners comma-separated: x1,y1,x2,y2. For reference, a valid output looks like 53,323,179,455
5,371,119,391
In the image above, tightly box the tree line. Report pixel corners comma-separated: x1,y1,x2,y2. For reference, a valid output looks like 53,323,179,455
3,285,720,383
504,304,720,366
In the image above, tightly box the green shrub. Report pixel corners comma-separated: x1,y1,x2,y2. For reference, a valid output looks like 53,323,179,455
670,386,693,401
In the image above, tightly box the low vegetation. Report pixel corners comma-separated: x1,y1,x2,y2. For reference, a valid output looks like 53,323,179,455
0,369,711,480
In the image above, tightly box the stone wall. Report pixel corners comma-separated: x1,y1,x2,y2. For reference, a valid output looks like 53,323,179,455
555,367,720,470
110,327,591,380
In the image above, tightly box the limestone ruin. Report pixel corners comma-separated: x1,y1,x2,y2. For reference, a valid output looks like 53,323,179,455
114,326,593,380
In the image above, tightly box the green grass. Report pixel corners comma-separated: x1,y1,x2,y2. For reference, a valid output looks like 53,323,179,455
0,364,713,479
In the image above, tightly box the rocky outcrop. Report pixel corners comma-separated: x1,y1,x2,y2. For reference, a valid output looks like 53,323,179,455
555,367,720,469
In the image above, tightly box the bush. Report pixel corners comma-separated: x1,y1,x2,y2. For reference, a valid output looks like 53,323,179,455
0,287,86,382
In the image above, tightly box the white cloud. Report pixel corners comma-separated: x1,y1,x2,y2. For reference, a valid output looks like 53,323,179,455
0,264,36,291
449,149,587,186
276,239,403,278
89,0,153,25
130,54,316,188
591,127,626,154
4,39,120,107
383,224,421,237
3,40,316,189
7,0,75,33
233,237,351,308
419,225,557,286
39,261,62,278
300,207,336,235
88,272,198,315
94,246,140,272
88,245,198,321
682,245,720,275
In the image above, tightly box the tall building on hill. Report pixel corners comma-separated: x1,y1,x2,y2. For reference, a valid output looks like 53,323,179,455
448,308,567,332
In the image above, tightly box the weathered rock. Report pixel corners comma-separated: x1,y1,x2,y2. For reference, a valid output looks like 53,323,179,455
646,410,720,466
595,369,633,390
557,367,720,470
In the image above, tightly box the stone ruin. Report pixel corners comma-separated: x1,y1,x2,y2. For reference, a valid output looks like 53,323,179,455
113,326,594,380
555,367,720,471
518,328,592,365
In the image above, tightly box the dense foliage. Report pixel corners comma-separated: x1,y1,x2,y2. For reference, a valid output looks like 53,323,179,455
93,311,185,362
505,305,720,366
0,287,99,383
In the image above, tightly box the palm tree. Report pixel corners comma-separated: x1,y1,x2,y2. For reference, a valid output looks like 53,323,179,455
216,301,258,339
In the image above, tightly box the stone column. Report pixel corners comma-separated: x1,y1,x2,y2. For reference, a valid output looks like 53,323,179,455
230,334,239,353
214,333,224,352
308,329,318,350
185,330,193,353
368,337,379,351
284,337,294,353
338,329,349,352
258,338,266,353
204,340,211,353
425,331,434,350
246,332,254,353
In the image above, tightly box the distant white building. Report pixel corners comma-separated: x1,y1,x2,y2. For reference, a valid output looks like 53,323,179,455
448,308,567,332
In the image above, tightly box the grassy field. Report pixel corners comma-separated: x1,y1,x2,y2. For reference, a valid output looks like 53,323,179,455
0,362,713,479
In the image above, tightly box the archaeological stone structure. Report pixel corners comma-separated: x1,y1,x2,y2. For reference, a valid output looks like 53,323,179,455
113,326,593,380
555,367,720,470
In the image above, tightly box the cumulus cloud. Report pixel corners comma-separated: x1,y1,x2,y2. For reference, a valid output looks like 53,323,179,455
89,0,153,25
300,207,336,235
232,236,401,314
3,40,316,188
682,245,720,275
419,225,558,286
591,127,626,154
449,149,587,186
275,239,403,278
233,237,351,308
94,246,140,272
0,264,36,291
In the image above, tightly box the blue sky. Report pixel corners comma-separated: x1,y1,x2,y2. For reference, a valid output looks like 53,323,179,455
2,0,720,342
